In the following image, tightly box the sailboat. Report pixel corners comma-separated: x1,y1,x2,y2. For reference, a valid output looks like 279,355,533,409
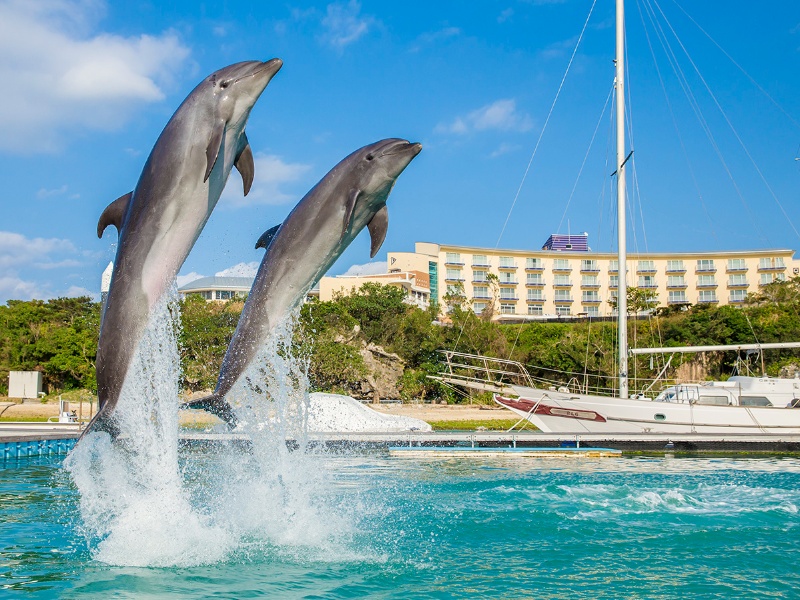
493,0,800,435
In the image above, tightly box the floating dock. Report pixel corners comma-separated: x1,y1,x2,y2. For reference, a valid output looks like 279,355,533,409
4,424,800,459
389,446,622,458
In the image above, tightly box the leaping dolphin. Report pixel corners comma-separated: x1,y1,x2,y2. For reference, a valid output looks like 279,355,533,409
85,59,283,438
185,138,422,425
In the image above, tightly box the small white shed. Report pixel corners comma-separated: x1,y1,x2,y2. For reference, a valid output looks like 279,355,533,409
8,371,43,400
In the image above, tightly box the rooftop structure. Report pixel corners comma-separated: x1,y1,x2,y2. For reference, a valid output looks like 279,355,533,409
542,233,590,252
178,276,254,301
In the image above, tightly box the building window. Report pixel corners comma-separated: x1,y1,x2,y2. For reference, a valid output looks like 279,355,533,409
582,275,599,287
582,291,600,302
527,273,543,285
553,274,571,286
473,270,488,283
472,254,488,267
216,290,232,300
696,259,715,272
473,302,487,314
637,260,655,272
609,275,619,289
445,268,462,281
554,289,572,301
697,275,716,287
500,288,517,300
759,257,785,270
526,257,543,269
609,260,618,272
500,303,516,314
638,275,656,288
584,305,600,317
473,286,489,299
527,289,544,301
499,272,516,284
667,276,686,287
666,260,685,272
499,256,516,268
728,258,747,271
553,258,570,270
445,252,462,264
446,284,464,296
698,290,718,303
668,291,687,304
555,305,571,316
729,289,747,303
528,305,543,316
728,274,747,286
581,259,598,271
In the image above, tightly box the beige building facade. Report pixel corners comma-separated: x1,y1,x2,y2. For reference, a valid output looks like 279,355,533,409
317,270,431,309
390,241,799,319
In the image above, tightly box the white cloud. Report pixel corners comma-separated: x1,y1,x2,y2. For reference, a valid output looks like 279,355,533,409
37,184,68,198
215,262,259,278
320,1,376,49
177,271,205,287
0,230,88,302
410,26,461,52
436,99,533,135
221,153,312,208
0,0,191,153
490,142,520,157
64,285,96,299
341,261,387,277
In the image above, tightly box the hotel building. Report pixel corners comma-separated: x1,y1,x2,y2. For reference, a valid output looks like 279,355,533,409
386,235,799,320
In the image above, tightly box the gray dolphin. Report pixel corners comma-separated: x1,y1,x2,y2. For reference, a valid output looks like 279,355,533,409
85,59,283,438
185,138,422,425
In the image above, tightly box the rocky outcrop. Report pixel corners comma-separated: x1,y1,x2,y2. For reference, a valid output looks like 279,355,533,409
357,343,405,403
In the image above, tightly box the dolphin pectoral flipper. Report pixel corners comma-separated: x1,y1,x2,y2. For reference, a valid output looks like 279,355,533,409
204,120,226,182
342,190,360,238
97,192,133,238
182,393,238,428
367,204,389,258
255,225,281,250
235,136,255,196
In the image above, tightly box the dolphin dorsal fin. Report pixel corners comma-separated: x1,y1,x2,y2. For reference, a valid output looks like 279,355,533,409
204,120,225,182
255,225,281,250
235,134,255,196
97,192,132,238
367,204,389,258
343,189,360,238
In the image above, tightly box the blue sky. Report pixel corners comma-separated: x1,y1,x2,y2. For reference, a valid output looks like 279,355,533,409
1,0,799,303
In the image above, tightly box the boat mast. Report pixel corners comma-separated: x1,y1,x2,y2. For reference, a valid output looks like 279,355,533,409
616,0,629,398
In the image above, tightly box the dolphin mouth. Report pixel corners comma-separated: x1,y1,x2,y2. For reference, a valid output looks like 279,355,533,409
233,58,283,85
381,141,422,157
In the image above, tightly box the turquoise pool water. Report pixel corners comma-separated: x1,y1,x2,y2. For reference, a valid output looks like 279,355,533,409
2,451,799,599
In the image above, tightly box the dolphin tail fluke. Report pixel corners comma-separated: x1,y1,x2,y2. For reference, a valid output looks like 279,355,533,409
78,410,121,443
182,393,238,428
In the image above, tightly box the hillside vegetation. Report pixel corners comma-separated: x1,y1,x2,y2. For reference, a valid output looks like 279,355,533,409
2,278,800,400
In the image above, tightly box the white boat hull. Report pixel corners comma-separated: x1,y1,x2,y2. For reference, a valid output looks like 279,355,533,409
496,391,800,435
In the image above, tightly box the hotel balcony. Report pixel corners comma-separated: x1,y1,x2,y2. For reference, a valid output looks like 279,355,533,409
444,276,465,282
698,297,719,303
727,282,749,289
526,297,546,303
668,298,689,305
473,294,491,300
580,267,600,273
637,268,657,274
757,265,786,271
695,267,717,273
581,298,601,304
581,282,601,289
637,283,658,289
498,280,518,286
472,279,489,284
471,262,491,268
499,296,519,302
498,264,518,270
525,281,545,287
666,283,687,289
726,266,748,273
552,282,573,288
665,267,687,274
444,261,464,267
552,267,572,273
525,265,544,272
729,297,747,304
696,283,718,288
553,297,574,303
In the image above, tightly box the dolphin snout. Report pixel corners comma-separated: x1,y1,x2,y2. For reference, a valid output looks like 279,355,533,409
382,140,422,157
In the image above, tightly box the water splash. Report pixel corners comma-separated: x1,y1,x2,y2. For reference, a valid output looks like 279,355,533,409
66,294,355,567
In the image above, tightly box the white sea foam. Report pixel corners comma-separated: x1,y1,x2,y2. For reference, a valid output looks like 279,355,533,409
66,299,360,567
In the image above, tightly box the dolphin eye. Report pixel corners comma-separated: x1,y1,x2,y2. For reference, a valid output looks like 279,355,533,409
366,153,374,161
220,80,230,89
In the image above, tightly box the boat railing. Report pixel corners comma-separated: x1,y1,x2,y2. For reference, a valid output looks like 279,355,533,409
434,351,676,398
